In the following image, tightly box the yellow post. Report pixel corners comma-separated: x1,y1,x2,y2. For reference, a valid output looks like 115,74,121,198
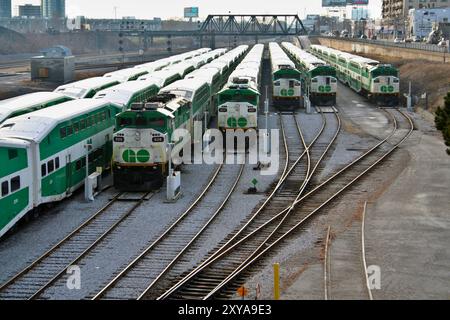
273,263,280,300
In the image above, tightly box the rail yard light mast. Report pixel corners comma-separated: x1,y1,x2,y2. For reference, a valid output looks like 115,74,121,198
264,85,270,154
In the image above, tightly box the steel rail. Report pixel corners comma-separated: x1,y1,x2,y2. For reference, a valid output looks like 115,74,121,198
29,192,153,299
202,110,413,299
157,109,331,300
92,162,230,299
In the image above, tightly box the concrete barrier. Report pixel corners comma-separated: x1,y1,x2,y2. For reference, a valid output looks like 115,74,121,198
316,37,450,64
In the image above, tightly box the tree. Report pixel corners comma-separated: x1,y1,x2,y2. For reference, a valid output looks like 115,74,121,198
435,92,450,155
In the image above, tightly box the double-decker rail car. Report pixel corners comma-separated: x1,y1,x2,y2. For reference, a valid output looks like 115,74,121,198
0,99,122,238
269,42,302,108
282,42,337,106
310,45,400,106
0,92,73,124
54,77,120,99
217,44,263,132
93,80,160,110
137,69,182,88
103,67,150,83
112,46,246,191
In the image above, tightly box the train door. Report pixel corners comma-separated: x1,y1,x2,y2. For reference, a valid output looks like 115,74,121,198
65,154,71,193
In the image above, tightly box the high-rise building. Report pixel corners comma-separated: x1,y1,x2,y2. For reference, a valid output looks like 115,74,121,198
19,4,42,18
382,0,450,19
0,0,11,18
41,0,65,19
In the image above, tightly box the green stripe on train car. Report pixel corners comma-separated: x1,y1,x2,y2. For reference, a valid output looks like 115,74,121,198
0,147,28,178
0,188,29,230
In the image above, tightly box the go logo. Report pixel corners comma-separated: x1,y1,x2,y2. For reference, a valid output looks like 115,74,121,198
122,149,150,163
228,117,248,128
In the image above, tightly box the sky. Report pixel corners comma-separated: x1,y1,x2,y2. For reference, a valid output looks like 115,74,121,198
12,0,383,19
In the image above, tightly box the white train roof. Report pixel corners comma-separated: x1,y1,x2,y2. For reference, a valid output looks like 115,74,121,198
55,77,119,99
93,80,159,106
0,92,70,124
159,78,208,100
0,99,116,142
0,137,31,148
185,68,220,85
137,69,180,87
310,44,380,68
103,67,148,82
282,42,327,71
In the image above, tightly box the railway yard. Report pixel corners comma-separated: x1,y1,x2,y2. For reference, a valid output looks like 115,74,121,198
0,38,449,302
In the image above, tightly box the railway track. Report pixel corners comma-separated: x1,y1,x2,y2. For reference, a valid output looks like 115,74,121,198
203,108,412,300
0,192,153,300
157,108,412,300
155,109,340,300
91,158,245,300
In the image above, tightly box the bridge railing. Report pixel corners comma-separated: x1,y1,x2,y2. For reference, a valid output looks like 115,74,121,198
314,36,449,54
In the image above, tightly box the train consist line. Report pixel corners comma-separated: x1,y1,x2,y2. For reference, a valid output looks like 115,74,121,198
157,108,412,300
0,192,153,300
92,159,244,300
155,109,340,300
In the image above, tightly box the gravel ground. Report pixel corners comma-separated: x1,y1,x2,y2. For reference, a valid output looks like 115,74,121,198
0,185,117,284
237,82,432,300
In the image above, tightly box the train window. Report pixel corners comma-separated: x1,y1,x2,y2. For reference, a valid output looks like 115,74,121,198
47,160,54,174
75,160,82,171
8,149,18,160
11,176,20,192
55,157,60,170
102,112,106,121
81,158,86,168
73,122,79,133
1,181,8,197
67,125,73,136
135,117,147,126
91,115,96,125
118,118,132,127
80,119,86,130
60,127,67,139
289,81,294,88
326,78,331,85
41,164,46,177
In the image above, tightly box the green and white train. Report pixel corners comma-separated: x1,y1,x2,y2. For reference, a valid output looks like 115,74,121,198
54,77,120,99
112,45,248,190
310,45,400,106
0,99,122,238
268,42,302,108
0,47,220,237
217,44,264,131
282,42,337,106
0,92,73,124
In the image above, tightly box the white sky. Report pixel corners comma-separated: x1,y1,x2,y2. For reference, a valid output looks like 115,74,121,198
12,0,383,19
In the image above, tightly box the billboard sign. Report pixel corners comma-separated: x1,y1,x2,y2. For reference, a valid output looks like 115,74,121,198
184,7,199,18
323,0,369,6
348,0,369,4
322,0,347,7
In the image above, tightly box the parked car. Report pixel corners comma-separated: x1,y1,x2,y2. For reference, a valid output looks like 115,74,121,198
394,37,403,44
438,39,448,47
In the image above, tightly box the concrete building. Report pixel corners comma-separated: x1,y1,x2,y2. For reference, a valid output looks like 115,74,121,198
41,0,65,19
408,7,450,37
382,0,450,19
19,4,41,18
31,45,74,84
0,0,11,18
